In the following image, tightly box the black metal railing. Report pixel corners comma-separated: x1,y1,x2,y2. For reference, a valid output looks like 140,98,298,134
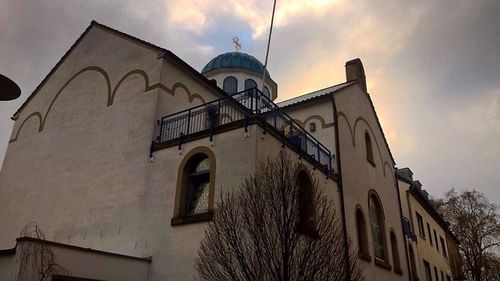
157,88,336,174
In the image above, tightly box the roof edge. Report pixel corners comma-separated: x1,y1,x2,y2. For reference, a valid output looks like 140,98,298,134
16,237,152,262
277,81,357,109
12,21,97,119
363,90,397,165
12,20,229,119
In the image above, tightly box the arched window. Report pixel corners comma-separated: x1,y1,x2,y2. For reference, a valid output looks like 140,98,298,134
365,131,375,166
223,76,238,94
356,207,370,259
390,231,402,273
244,79,258,103
369,192,387,261
409,245,418,281
244,79,257,90
297,170,316,236
172,147,216,225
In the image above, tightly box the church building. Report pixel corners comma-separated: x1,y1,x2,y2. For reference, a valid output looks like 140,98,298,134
0,21,411,280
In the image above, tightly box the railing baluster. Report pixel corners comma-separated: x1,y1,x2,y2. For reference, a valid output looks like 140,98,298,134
156,86,334,177
317,142,320,163
186,109,191,136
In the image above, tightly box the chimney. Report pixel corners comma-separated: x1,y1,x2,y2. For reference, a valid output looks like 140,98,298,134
345,58,367,93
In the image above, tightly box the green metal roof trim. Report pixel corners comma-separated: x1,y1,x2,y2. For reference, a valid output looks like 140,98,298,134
202,52,271,78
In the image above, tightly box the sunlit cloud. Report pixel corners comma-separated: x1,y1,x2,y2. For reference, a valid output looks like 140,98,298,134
0,0,499,202
165,0,208,32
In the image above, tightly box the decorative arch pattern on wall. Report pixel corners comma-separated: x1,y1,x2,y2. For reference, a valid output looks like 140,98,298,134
10,66,209,143
43,66,111,131
293,115,334,129
355,204,371,260
337,111,393,177
9,112,43,143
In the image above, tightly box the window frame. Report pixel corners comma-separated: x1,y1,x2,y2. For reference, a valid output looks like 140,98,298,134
390,230,403,274
416,212,425,239
409,245,419,281
428,222,433,246
296,169,318,238
365,131,376,166
244,78,257,90
223,76,238,94
355,206,371,261
434,229,439,252
423,260,433,281
369,190,390,268
171,147,216,226
440,236,448,258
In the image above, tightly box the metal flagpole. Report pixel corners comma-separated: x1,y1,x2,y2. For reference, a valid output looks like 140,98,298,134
260,0,277,93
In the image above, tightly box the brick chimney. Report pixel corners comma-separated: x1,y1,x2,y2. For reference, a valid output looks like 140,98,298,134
345,58,367,93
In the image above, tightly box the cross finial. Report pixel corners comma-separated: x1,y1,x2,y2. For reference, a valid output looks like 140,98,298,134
232,36,241,52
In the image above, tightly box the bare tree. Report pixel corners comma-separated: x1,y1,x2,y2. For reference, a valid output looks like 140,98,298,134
438,189,500,281
483,252,500,281
15,222,68,281
195,152,363,281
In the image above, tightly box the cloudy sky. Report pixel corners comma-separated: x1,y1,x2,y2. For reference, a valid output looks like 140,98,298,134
1,0,499,202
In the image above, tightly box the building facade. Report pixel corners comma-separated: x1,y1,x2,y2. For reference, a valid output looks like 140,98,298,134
397,168,464,281
0,21,446,280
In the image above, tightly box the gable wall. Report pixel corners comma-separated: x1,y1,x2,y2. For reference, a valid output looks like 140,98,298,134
0,26,167,254
335,84,407,280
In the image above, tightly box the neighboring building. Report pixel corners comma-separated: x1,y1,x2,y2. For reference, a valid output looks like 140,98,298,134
397,168,464,281
0,21,412,280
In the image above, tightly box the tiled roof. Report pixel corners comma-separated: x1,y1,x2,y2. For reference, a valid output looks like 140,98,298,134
277,81,357,108
201,52,271,78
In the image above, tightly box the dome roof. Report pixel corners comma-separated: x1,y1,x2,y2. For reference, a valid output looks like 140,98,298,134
201,52,270,78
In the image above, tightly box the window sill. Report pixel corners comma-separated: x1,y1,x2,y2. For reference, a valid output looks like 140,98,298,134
358,252,372,262
394,267,403,275
374,257,392,271
367,158,376,167
171,212,213,226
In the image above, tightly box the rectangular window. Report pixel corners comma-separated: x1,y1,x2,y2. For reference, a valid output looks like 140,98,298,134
427,223,433,246
440,236,448,258
424,260,432,281
434,266,439,281
441,271,445,281
434,230,439,252
447,275,452,281
416,212,425,238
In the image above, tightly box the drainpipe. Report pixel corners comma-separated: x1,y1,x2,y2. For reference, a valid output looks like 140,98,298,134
331,95,351,280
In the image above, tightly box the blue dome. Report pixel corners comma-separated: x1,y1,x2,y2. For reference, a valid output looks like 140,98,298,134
202,52,271,78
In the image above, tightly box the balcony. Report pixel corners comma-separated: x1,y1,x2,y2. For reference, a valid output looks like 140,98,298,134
153,88,336,176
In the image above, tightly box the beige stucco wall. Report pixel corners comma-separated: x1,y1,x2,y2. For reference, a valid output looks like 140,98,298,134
335,84,407,281
0,24,256,281
1,25,163,253
155,57,222,121
281,97,337,154
254,128,341,213
398,178,423,280
0,22,409,281
146,123,341,280
409,194,453,280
